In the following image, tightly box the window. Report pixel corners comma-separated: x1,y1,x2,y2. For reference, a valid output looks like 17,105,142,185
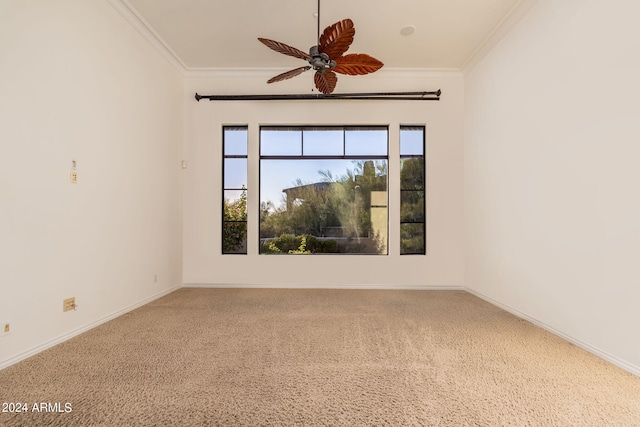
259,126,388,254
222,126,248,254
400,126,426,254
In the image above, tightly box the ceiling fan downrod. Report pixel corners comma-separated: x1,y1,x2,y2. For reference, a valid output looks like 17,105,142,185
316,0,321,46
308,0,335,73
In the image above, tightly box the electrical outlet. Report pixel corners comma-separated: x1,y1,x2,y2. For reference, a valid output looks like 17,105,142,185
70,171,78,183
63,297,76,312
1,322,10,336
154,274,158,283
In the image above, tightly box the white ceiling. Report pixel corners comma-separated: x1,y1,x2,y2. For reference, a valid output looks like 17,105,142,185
122,0,527,71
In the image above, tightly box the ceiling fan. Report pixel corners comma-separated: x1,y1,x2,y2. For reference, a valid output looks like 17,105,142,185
257,1,383,94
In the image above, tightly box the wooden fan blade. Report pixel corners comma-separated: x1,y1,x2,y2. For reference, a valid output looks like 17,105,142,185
318,19,355,59
333,54,384,75
314,70,338,94
258,38,312,60
267,66,311,84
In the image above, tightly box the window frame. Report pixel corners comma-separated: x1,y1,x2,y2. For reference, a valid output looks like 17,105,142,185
400,125,426,255
222,125,248,255
259,125,390,255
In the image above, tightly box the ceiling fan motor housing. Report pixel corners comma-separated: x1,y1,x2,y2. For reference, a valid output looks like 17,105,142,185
308,45,336,72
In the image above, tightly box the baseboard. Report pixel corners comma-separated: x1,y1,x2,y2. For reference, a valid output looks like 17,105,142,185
0,284,182,371
465,288,640,377
183,283,465,291
13,285,634,378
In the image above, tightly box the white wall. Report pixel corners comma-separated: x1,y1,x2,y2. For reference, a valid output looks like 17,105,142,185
183,70,464,287
465,0,640,373
0,1,183,367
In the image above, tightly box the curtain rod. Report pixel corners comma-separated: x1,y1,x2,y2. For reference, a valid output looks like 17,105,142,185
195,90,441,102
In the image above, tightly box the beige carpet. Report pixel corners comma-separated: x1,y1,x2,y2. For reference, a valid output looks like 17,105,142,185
1,289,639,426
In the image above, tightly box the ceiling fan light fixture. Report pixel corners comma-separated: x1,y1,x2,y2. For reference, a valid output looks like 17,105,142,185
400,25,416,36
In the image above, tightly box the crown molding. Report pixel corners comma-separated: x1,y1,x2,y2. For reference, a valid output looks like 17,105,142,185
110,0,517,80
107,0,464,80
461,0,541,75
107,0,188,73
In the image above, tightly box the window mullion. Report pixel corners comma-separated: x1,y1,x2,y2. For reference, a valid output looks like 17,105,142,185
247,124,260,255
